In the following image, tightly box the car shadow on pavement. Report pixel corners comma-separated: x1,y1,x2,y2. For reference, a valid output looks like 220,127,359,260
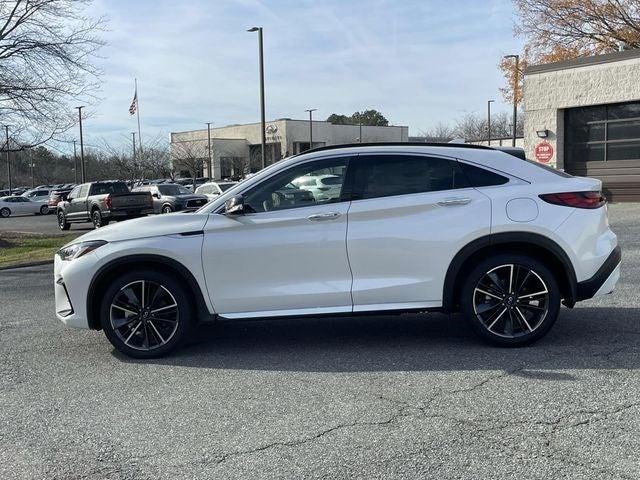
115,306,640,373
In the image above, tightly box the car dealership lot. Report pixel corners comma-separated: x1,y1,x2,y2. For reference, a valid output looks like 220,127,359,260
0,204,638,479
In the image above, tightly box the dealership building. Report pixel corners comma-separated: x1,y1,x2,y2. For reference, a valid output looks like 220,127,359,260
524,49,640,201
170,119,408,180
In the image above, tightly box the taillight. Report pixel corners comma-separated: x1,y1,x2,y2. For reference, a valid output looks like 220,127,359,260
105,195,112,210
539,191,606,209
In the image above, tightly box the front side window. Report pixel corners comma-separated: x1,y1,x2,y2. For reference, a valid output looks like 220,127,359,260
243,157,349,213
78,185,89,198
353,155,470,200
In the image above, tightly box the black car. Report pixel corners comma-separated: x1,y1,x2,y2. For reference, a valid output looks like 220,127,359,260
133,183,210,214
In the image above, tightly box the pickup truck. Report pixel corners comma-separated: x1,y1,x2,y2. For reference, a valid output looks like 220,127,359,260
57,181,153,230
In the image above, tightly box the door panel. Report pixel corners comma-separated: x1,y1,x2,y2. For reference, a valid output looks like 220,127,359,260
346,153,491,310
202,202,352,315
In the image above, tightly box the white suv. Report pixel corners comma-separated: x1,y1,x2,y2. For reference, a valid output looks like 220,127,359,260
53,144,621,358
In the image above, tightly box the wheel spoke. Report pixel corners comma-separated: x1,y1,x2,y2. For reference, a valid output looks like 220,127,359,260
125,321,142,344
518,290,548,300
148,320,166,344
112,314,139,329
487,307,508,331
516,302,545,311
475,288,503,301
141,281,146,308
515,307,533,332
476,301,502,314
508,264,514,293
150,303,177,314
111,304,138,316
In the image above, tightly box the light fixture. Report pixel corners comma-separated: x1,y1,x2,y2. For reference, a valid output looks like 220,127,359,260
536,129,549,138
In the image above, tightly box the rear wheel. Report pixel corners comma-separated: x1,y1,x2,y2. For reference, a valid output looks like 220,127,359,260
0,207,10,218
57,211,70,230
92,209,109,228
161,204,173,214
100,269,193,358
460,253,561,347
39,205,49,215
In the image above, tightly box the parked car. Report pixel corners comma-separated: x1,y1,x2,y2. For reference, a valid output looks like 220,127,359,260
133,183,209,213
20,188,51,213
292,174,343,202
0,196,49,217
194,181,238,201
56,181,153,230
53,143,620,358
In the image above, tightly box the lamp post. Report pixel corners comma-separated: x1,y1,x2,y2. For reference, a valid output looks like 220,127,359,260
72,140,78,184
75,106,86,182
206,122,213,179
30,149,35,188
247,26,266,170
503,54,520,147
304,108,317,150
4,125,11,194
487,100,495,145
131,132,137,180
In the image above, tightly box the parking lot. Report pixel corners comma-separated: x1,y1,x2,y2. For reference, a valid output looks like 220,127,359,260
0,204,638,479
0,212,92,236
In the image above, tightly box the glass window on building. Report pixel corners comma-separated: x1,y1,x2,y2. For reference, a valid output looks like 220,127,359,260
565,101,640,163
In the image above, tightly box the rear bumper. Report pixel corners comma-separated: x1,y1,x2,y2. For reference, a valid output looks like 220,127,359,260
104,208,153,219
576,246,621,301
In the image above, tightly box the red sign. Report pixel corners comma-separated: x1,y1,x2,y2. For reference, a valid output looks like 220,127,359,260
534,141,554,163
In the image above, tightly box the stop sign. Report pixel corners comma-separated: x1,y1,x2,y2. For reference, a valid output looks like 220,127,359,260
534,141,554,163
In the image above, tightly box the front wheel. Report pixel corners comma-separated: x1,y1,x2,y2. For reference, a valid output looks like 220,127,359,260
58,211,70,230
39,205,49,215
161,205,173,214
0,207,10,218
100,269,193,358
460,253,561,347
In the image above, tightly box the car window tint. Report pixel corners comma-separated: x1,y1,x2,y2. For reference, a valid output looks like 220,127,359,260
244,157,349,213
354,155,470,200
459,162,509,187
91,183,129,195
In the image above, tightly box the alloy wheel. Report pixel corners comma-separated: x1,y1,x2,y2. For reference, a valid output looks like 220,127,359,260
472,264,549,338
110,280,179,351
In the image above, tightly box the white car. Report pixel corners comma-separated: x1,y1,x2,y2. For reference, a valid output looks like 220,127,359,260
292,174,343,201
195,181,238,201
0,196,49,217
53,143,620,358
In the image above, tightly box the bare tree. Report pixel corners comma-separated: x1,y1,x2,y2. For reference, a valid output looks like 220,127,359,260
0,0,104,148
172,140,205,186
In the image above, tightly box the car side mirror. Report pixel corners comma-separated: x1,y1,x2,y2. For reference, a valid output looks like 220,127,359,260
152,193,160,198
225,195,245,215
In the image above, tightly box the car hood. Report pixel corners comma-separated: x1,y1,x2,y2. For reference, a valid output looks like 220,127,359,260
74,213,209,244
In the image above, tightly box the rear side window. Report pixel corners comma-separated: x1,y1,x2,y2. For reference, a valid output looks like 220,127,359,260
91,182,129,195
353,155,470,200
522,158,573,178
459,162,509,187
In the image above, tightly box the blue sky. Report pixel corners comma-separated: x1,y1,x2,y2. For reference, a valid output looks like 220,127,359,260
79,0,523,150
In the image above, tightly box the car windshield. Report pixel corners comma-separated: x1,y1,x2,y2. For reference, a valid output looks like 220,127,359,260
218,183,236,192
158,185,191,195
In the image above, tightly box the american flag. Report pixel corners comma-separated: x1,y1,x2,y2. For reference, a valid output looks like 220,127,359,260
129,90,137,115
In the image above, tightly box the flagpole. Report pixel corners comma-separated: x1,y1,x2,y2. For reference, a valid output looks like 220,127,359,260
135,78,143,153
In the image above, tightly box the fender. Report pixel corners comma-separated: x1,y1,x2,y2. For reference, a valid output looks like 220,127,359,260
442,232,578,312
86,254,214,330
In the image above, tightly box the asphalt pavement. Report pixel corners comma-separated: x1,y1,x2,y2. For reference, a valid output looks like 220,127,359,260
0,204,639,479
0,212,93,236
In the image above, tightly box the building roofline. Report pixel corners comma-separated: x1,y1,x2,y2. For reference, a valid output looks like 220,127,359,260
304,142,494,155
525,48,640,75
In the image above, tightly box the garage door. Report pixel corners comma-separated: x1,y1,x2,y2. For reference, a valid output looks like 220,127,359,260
564,102,640,202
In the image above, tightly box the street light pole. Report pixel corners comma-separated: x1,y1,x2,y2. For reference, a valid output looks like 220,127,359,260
247,26,266,170
304,108,317,150
76,106,86,182
206,122,213,179
73,140,78,184
359,122,363,143
4,125,11,194
131,132,137,182
487,100,495,145
30,149,34,188
504,54,520,147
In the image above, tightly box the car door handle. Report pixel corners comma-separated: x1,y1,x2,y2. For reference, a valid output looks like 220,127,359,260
307,212,342,221
437,197,472,206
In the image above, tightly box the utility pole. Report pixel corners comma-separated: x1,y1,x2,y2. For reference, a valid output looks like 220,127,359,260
487,100,494,145
247,26,266,169
359,122,363,143
131,132,137,181
206,122,213,179
73,140,78,184
504,54,520,147
4,125,11,194
305,109,317,150
76,106,86,182
30,149,35,188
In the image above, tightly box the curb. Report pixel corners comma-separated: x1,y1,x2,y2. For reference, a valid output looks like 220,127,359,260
0,260,53,271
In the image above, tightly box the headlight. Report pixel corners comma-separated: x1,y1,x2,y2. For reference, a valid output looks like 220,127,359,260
57,240,107,261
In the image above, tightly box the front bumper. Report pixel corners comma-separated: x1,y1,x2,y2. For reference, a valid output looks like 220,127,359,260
54,253,94,328
576,246,621,301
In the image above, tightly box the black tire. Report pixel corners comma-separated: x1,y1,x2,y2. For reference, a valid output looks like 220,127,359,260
100,269,193,358
92,209,109,228
161,204,173,214
460,253,561,347
0,207,10,218
39,205,49,215
57,211,70,230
